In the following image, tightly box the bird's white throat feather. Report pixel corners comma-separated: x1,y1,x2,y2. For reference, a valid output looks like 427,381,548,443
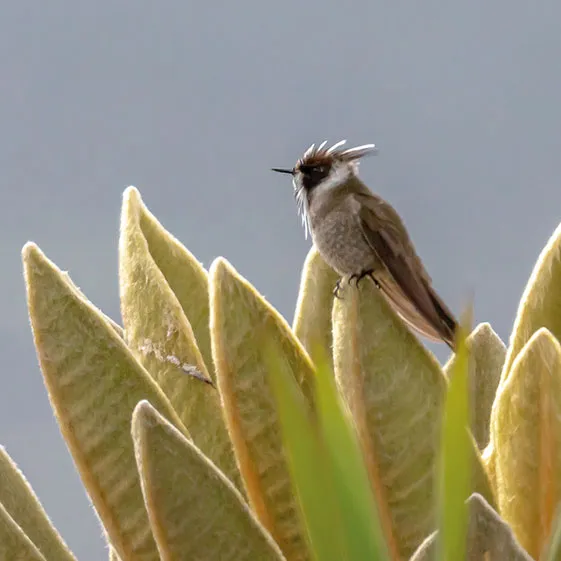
293,162,355,239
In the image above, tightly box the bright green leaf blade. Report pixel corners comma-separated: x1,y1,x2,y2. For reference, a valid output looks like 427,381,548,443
411,494,533,561
0,502,46,561
437,314,471,561
444,322,506,450
209,257,315,561
132,400,286,561
292,248,339,370
119,187,241,491
23,242,188,561
313,348,390,561
265,344,342,561
0,447,77,561
544,502,561,561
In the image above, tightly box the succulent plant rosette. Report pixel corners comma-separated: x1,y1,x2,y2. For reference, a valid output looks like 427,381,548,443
4,186,561,560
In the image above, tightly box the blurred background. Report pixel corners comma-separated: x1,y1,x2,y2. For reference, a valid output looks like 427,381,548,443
2,1,561,558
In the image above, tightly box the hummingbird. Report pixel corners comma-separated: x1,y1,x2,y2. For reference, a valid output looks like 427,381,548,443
272,139,458,349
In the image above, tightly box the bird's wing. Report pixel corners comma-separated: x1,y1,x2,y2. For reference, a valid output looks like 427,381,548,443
352,194,457,349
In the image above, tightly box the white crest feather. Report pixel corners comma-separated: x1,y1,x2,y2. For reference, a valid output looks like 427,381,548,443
341,144,377,158
326,139,347,154
290,139,377,239
303,143,315,159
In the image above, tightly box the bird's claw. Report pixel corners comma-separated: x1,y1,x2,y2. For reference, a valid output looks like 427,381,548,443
334,271,380,298
333,279,344,299
350,270,377,288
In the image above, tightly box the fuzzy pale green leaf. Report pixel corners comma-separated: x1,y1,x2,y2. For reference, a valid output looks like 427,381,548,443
0,502,47,561
119,187,241,491
500,222,561,387
410,494,533,561
0,446,76,561
332,281,494,559
492,328,561,559
121,185,213,372
210,257,316,561
444,322,506,450
23,242,189,561
59,269,124,339
292,247,339,368
132,400,286,561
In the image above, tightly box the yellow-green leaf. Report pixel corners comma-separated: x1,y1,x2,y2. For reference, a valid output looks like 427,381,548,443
119,187,241,491
121,186,213,372
210,257,315,561
292,247,339,368
109,547,121,561
23,242,188,561
492,328,561,559
500,221,561,387
0,447,76,561
332,281,494,559
444,322,506,450
132,400,286,561
0,502,46,561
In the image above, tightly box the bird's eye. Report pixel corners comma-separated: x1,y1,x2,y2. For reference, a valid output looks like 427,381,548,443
300,164,327,176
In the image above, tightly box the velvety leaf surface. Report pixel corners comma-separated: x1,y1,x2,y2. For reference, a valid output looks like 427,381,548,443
332,281,494,559
492,328,561,559
292,247,339,368
500,221,561,387
23,242,187,561
0,502,46,561
444,322,506,449
0,447,77,561
410,494,533,561
119,186,241,490
132,400,286,561
121,186,213,372
210,257,315,561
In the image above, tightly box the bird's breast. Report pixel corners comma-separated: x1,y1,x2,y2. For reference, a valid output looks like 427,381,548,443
309,208,380,276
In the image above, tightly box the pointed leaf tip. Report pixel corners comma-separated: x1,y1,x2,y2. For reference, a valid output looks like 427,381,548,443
24,246,186,560
292,247,339,367
132,400,286,561
492,327,561,558
119,192,238,486
123,185,141,203
209,256,232,283
22,241,40,260
209,257,314,561
132,400,158,431
501,221,561,386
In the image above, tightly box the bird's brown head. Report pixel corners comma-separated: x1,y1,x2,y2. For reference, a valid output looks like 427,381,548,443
272,140,377,236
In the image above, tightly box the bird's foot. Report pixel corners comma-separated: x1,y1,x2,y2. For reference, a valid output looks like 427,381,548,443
333,278,344,299
349,270,378,288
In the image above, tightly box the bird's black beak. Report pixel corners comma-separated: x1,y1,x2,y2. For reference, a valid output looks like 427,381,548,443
271,168,294,175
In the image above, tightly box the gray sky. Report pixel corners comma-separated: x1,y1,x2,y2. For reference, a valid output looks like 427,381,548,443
2,1,561,558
